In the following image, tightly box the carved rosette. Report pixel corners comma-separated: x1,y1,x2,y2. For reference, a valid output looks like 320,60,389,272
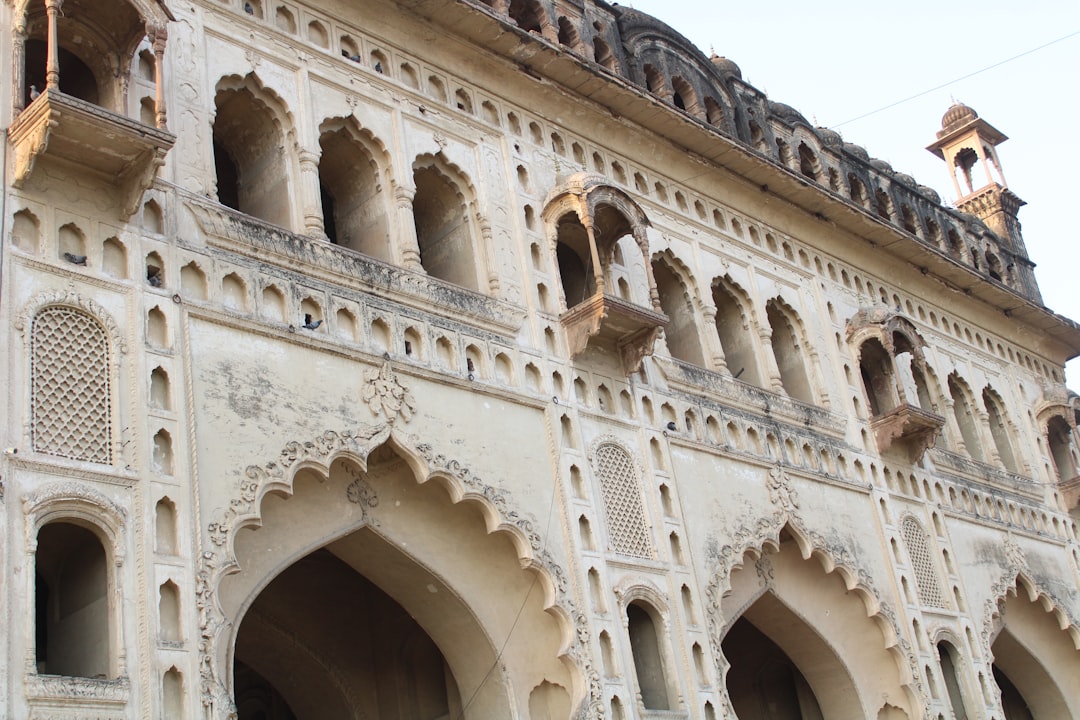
360,361,415,424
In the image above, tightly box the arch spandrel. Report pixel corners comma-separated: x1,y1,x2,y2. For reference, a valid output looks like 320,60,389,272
197,425,594,719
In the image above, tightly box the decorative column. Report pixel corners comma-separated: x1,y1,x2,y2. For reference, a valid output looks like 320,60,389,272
757,326,786,395
582,216,605,297
701,304,731,375
634,226,660,310
477,215,500,295
297,149,327,240
394,185,423,271
45,0,62,90
13,18,27,113
148,24,169,129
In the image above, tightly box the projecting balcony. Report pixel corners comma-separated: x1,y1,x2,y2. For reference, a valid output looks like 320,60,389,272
870,403,945,462
561,292,668,374
9,89,175,217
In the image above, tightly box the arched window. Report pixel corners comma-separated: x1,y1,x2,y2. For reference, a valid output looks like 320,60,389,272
412,158,481,291
797,142,820,180
982,388,1019,473
712,277,760,386
948,375,984,462
507,0,545,33
31,306,111,463
937,642,970,719
643,64,664,94
1047,416,1077,481
627,602,671,711
554,212,594,308
670,76,700,116
213,75,293,228
592,442,652,558
556,16,580,50
859,338,898,416
35,521,112,677
901,517,945,608
318,119,391,260
766,299,814,403
652,257,704,365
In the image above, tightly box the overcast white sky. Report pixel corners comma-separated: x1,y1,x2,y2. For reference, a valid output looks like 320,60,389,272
624,0,1080,391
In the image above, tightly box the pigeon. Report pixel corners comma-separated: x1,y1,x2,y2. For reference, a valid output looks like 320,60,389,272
148,273,162,287
301,314,322,330
665,421,677,431
63,252,87,266
374,62,383,74
350,54,361,63
243,2,254,13
29,85,40,101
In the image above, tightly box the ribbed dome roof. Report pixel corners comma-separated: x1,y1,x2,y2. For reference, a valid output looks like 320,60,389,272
941,103,978,131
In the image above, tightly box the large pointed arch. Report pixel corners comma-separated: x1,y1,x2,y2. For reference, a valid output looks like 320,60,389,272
984,570,1080,719
706,516,921,719
197,426,590,719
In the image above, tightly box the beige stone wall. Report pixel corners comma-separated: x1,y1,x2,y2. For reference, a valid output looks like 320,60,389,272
3,0,1080,718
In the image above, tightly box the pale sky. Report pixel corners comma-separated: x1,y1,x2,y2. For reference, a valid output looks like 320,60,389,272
625,0,1080,391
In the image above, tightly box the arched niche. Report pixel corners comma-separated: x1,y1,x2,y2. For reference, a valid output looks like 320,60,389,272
200,428,585,719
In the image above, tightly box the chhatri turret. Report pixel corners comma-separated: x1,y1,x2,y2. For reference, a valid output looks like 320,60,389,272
927,103,1027,254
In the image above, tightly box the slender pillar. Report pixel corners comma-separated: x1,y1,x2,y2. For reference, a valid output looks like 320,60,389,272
149,24,169,129
394,185,422,271
45,0,62,90
13,19,27,112
757,325,786,395
297,149,327,239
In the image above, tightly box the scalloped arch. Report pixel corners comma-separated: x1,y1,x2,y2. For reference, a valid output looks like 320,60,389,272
198,425,588,718
705,516,923,717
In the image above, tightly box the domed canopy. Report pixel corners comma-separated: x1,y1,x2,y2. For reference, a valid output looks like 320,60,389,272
710,54,742,79
941,103,978,131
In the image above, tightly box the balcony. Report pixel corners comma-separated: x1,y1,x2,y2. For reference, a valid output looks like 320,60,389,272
870,403,945,462
9,89,175,217
561,292,667,374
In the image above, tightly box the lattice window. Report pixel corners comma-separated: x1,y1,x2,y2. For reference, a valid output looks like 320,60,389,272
901,517,945,608
31,306,112,463
593,442,653,559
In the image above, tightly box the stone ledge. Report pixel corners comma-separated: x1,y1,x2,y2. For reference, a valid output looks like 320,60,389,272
185,194,526,334
653,356,846,436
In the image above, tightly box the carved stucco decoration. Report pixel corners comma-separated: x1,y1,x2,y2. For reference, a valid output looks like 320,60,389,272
981,536,1080,661
197,426,598,719
360,361,415,424
701,481,928,719
15,288,128,356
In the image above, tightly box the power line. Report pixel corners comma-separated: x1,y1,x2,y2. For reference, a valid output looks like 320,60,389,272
834,29,1080,128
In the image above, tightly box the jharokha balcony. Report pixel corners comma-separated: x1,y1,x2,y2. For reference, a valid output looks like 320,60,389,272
10,89,175,217
561,292,668,375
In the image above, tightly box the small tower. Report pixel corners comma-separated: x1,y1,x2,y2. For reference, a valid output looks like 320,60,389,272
927,103,1026,251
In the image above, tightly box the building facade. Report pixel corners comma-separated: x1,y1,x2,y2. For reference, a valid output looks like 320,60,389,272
2,0,1080,717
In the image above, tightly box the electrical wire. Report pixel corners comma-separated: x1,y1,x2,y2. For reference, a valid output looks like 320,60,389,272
451,432,562,719
833,29,1080,128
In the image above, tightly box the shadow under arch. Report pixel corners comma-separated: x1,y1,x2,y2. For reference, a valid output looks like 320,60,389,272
987,573,1080,719
713,522,917,719
199,426,584,719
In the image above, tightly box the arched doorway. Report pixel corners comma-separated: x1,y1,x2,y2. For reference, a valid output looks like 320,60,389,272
719,527,913,719
990,579,1080,719
213,438,576,719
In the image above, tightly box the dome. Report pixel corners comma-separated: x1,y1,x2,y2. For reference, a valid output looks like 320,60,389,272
843,142,869,161
816,127,842,147
941,103,978,131
893,173,916,187
710,54,742,79
917,185,941,204
768,101,808,127
870,158,894,174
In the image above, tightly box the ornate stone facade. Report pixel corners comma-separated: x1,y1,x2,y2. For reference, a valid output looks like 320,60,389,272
2,0,1080,718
